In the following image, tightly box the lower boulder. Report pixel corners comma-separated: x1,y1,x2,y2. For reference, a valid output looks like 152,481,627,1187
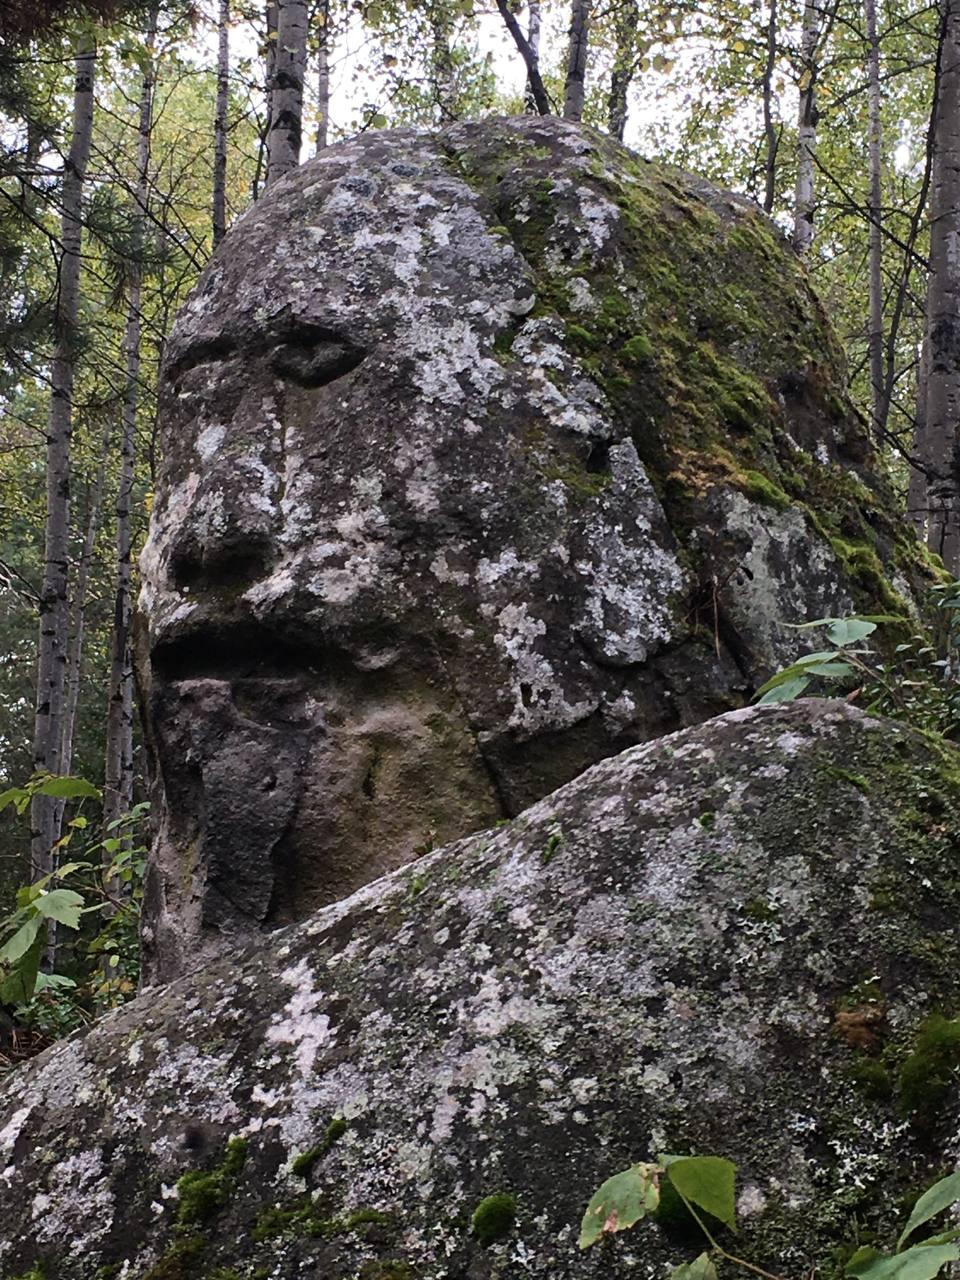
2,700,960,1278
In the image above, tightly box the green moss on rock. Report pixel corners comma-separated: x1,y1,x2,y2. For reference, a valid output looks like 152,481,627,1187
176,1138,248,1228
471,1193,518,1247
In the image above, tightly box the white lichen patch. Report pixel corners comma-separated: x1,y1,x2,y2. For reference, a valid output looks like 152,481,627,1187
265,958,335,1077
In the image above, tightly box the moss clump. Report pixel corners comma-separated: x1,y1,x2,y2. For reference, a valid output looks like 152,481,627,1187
291,1116,348,1178
742,898,779,922
252,1195,337,1242
176,1137,248,1228
621,332,654,363
899,1015,960,1127
471,1192,518,1247
343,1208,396,1230
141,1236,206,1280
740,469,791,511
823,765,871,792
846,1057,893,1101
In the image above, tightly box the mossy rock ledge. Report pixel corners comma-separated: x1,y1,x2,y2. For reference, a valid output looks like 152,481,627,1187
4,701,960,1277
139,115,939,981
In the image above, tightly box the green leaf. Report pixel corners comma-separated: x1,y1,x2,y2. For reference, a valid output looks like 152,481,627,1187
661,1155,737,1230
35,775,100,800
579,1163,661,1249
755,663,811,695
898,1173,960,1250
671,1254,720,1280
0,934,43,1004
826,619,877,647
797,661,857,678
0,786,28,813
793,650,842,664
370,112,389,128
0,915,43,964
847,1244,960,1280
35,889,85,929
34,971,77,992
758,676,811,704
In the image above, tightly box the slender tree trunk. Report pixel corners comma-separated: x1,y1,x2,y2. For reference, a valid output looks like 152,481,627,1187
865,0,886,435
761,0,780,213
266,0,307,187
524,1,542,114
31,38,96,881
254,1,278,198
495,0,551,115
316,0,330,151
213,0,230,247
430,4,457,121
60,418,111,777
925,0,960,571
563,0,591,122
908,333,931,538
103,5,158,839
607,0,639,141
792,0,819,253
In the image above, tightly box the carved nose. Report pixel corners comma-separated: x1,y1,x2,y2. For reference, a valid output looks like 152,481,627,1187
167,473,277,594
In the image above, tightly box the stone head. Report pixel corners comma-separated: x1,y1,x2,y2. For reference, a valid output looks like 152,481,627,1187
138,116,909,981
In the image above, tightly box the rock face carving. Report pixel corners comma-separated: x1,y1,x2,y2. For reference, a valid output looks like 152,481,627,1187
138,116,935,980
2,703,960,1278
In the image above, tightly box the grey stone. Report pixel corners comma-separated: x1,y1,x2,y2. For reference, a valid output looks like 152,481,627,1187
2,701,959,1277
138,116,935,979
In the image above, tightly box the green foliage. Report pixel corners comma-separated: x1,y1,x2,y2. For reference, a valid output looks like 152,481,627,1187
0,779,147,1044
581,1156,960,1280
755,586,960,738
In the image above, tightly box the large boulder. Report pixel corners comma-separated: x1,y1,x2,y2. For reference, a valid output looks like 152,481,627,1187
2,701,960,1278
137,115,939,979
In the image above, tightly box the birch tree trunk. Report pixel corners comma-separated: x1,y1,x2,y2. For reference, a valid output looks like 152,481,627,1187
430,6,456,121
316,0,330,151
103,4,158,839
865,0,886,436
607,0,639,141
563,0,591,122
254,1,279,198
60,419,111,779
494,0,551,115
31,37,96,881
213,0,230,247
761,0,780,213
792,0,819,254
908,333,931,539
925,0,960,572
266,0,307,188
524,1,542,114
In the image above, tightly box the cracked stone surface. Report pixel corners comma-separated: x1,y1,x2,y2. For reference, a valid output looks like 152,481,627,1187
137,116,932,980
3,702,960,1277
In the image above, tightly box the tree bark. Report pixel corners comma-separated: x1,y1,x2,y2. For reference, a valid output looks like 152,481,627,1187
908,332,931,539
254,1,279,198
266,0,307,188
792,0,819,253
925,0,960,572
31,37,96,881
430,4,457,121
865,0,886,436
607,0,639,141
563,0,591,122
213,0,230,246
60,418,111,780
494,0,551,115
103,4,158,839
316,0,330,151
761,0,779,213
524,1,542,114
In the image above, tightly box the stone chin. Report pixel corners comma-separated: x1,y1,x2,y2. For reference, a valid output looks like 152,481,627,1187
138,116,905,981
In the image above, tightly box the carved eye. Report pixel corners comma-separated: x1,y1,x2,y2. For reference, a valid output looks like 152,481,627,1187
269,329,366,388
